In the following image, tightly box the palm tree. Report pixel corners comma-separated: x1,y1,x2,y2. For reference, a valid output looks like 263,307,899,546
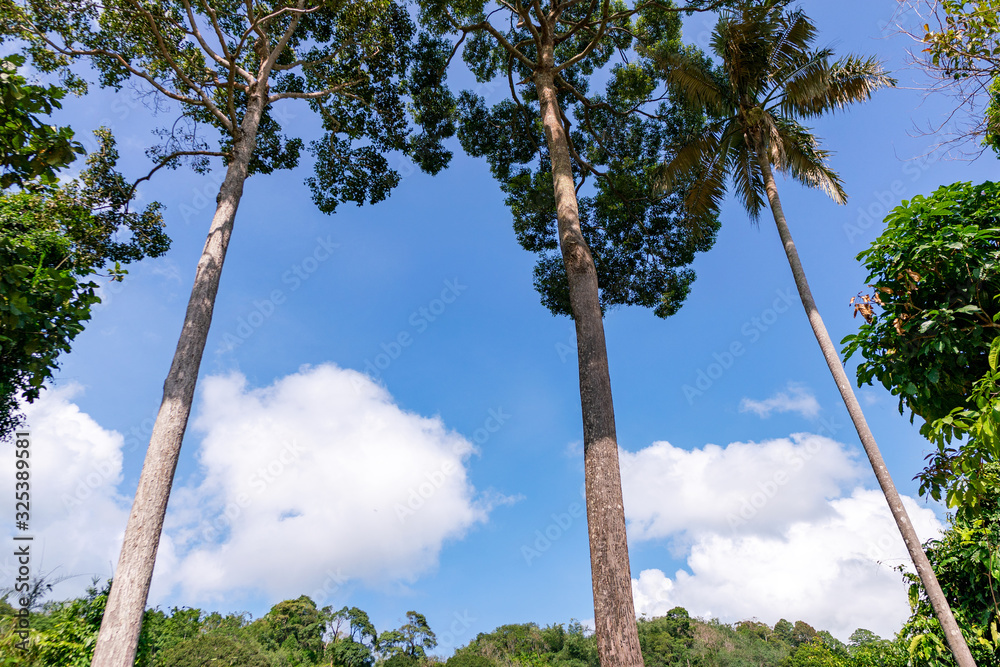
656,2,977,665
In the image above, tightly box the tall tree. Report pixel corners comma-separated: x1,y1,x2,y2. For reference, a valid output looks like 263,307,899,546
418,2,722,665
327,606,378,667
15,1,454,664
655,2,976,665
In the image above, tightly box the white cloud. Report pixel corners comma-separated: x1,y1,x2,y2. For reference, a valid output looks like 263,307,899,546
166,364,492,604
1,384,133,600
740,383,821,419
10,365,493,607
622,437,944,641
619,434,861,539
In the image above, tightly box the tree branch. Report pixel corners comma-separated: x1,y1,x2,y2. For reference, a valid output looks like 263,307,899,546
128,149,228,199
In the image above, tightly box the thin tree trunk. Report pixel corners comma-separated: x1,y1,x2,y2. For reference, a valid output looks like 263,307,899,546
756,151,978,667
535,59,643,667
90,91,268,667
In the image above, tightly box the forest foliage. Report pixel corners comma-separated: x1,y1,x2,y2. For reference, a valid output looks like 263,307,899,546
0,585,915,667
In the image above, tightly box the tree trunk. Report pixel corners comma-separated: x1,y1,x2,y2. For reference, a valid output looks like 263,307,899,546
90,90,268,667
755,151,978,667
535,60,643,667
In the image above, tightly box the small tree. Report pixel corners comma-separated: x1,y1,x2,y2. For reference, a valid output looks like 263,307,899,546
16,0,454,663
327,606,378,667
399,611,437,659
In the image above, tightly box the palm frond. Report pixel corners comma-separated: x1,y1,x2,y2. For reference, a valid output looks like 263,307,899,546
657,52,728,116
656,118,740,222
775,117,846,203
768,47,833,105
783,54,895,118
716,8,773,102
767,7,817,79
728,134,766,222
654,123,724,195
683,142,730,223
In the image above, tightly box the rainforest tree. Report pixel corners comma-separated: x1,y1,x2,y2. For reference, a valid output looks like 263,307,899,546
15,0,454,663
417,2,722,664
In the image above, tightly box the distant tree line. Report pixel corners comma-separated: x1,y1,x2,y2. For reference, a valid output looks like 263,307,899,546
4,571,987,667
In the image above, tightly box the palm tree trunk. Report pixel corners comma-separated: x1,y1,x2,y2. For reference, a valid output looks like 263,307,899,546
535,59,643,667
90,90,268,667
755,151,978,667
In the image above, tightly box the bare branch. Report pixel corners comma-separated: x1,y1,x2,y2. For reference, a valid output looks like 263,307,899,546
259,0,310,80
128,149,228,199
268,78,366,102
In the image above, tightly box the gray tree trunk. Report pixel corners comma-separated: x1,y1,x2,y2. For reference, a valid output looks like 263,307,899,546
756,151,977,667
90,89,268,667
535,55,644,667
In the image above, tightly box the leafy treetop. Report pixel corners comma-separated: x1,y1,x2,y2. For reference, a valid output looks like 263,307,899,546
420,0,724,319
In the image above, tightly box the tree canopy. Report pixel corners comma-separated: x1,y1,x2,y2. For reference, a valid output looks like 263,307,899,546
0,54,81,189
437,0,721,318
843,180,1000,509
0,53,169,441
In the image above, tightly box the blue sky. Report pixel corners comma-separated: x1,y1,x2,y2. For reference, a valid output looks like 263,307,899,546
3,0,997,651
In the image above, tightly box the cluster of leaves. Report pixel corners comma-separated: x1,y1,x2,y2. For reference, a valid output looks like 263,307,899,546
841,180,1000,508
0,126,170,441
922,0,1000,83
0,50,172,441
436,0,721,319
900,463,1000,667
921,334,1000,513
917,0,1000,153
0,54,81,189
24,0,455,216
